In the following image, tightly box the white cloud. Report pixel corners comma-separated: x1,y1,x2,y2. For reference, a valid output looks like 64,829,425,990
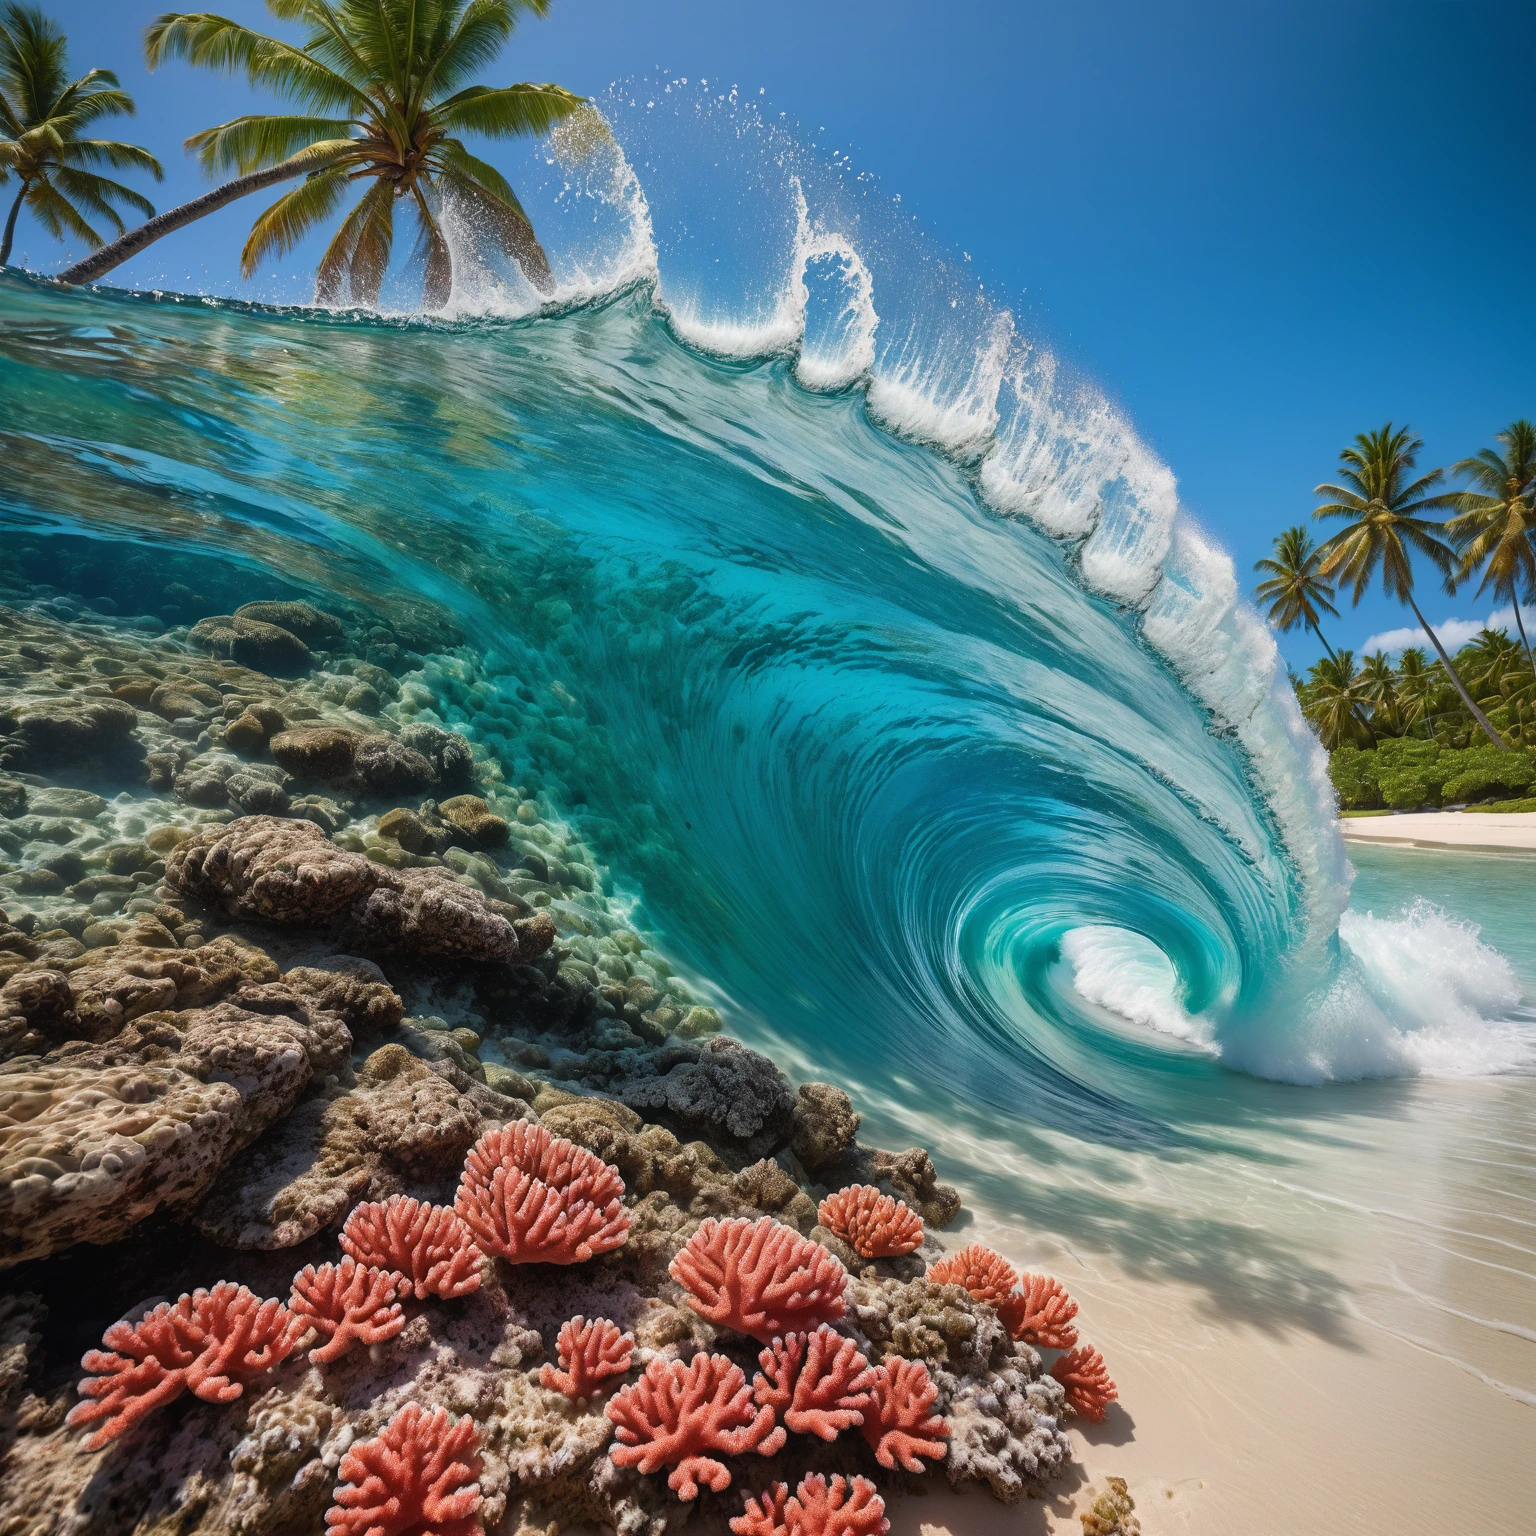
1362,606,1516,657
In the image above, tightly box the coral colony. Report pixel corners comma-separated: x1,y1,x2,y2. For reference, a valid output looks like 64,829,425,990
0,595,1116,1531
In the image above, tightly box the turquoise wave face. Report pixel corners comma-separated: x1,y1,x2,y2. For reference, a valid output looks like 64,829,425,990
0,273,1523,1118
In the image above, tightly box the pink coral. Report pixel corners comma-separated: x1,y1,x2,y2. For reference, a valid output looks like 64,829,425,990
925,1243,1018,1305
290,1260,408,1365
1050,1344,1118,1423
861,1358,949,1472
731,1476,889,1536
326,1402,483,1536
540,1315,634,1399
817,1186,924,1259
998,1272,1079,1350
606,1351,786,1499
68,1283,303,1449
752,1325,875,1440
454,1123,629,1265
339,1196,484,1300
669,1216,847,1344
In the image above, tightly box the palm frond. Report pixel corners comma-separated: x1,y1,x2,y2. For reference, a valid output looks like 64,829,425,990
51,164,154,221
419,0,524,98
432,80,583,138
239,162,349,274
25,171,103,245
58,138,164,178
409,183,452,309
185,111,356,174
347,173,394,304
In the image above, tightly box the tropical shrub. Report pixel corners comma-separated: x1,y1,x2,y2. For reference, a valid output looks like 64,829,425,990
1328,738,1536,811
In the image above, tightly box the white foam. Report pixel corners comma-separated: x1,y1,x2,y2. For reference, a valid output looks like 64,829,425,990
1061,925,1218,1050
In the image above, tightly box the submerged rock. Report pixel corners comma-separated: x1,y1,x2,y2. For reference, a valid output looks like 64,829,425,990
233,599,344,647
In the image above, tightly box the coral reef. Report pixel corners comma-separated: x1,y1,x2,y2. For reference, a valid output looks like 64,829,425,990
454,1122,630,1264
752,1324,875,1440
860,1358,949,1472
68,1283,303,1448
607,1351,786,1498
817,1185,924,1259
670,1216,848,1343
540,1315,634,1399
999,1272,1079,1349
1050,1345,1118,1423
326,1402,484,1536
339,1195,484,1299
1081,1476,1140,1535
733,1475,889,1536
289,1259,407,1364
925,1243,1018,1305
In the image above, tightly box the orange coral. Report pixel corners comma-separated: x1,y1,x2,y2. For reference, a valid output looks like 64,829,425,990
925,1243,1018,1305
732,1475,889,1536
290,1260,407,1365
1050,1345,1117,1423
325,1402,483,1536
669,1216,847,1344
454,1123,629,1265
540,1316,634,1399
998,1272,1079,1350
68,1284,303,1449
861,1357,949,1472
339,1195,484,1300
606,1351,786,1499
752,1325,875,1440
817,1186,924,1259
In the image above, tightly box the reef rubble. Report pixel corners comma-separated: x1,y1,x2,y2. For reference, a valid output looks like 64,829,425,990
0,576,1090,1536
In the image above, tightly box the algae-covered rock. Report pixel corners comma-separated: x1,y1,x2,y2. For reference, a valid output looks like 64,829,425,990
791,1080,861,1172
268,725,358,781
439,793,510,847
0,696,138,770
353,733,438,795
233,600,344,646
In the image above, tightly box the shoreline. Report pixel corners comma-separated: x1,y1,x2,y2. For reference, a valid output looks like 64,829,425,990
1339,810,1536,853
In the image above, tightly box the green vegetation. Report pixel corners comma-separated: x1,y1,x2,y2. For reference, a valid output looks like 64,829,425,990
1264,419,1536,809
55,0,585,302
0,3,161,265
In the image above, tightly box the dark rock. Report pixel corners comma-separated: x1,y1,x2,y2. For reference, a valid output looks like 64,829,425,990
226,774,290,816
222,713,267,753
233,600,344,646
190,614,311,676
353,734,437,795
0,781,25,818
343,683,381,714
0,696,138,769
400,722,474,786
791,1081,861,1172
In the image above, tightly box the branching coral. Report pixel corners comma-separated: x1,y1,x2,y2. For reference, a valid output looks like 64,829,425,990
1050,1345,1117,1423
998,1273,1079,1350
861,1358,949,1472
540,1316,634,1400
325,1402,483,1536
606,1351,786,1499
752,1325,875,1440
669,1216,847,1343
339,1195,484,1299
817,1186,924,1259
1081,1476,1140,1535
454,1123,629,1265
731,1475,889,1536
925,1244,1018,1305
68,1284,303,1449
290,1260,407,1365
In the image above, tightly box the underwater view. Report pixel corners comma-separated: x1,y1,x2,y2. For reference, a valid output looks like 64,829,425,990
1,43,1532,1536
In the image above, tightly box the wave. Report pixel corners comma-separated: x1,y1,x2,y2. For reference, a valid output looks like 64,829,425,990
0,78,1525,1106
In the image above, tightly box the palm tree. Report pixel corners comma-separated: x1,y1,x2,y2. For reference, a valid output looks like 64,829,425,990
1393,645,1440,740
1301,650,1374,750
1253,526,1341,661
1445,420,1536,681
1313,422,1509,751
1357,649,1401,735
0,4,162,266
58,0,583,306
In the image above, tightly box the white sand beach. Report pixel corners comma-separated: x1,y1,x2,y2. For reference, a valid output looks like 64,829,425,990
1341,811,1536,853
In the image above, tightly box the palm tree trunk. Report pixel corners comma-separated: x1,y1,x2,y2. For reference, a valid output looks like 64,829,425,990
1308,619,1340,663
0,181,29,267
56,153,347,285
1405,591,1511,751
1511,594,1536,684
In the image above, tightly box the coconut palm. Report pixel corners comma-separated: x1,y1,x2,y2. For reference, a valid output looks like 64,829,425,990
1301,651,1374,750
1313,422,1508,750
1253,526,1341,661
1393,646,1444,740
1445,420,1536,681
0,4,162,266
1357,650,1401,735
59,0,583,306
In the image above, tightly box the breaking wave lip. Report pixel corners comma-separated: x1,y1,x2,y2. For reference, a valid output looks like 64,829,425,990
21,78,1528,1095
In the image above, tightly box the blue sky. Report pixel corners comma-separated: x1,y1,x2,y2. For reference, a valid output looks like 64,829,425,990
11,0,1534,670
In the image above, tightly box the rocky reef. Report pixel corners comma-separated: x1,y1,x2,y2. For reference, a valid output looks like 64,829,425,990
0,575,1094,1535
